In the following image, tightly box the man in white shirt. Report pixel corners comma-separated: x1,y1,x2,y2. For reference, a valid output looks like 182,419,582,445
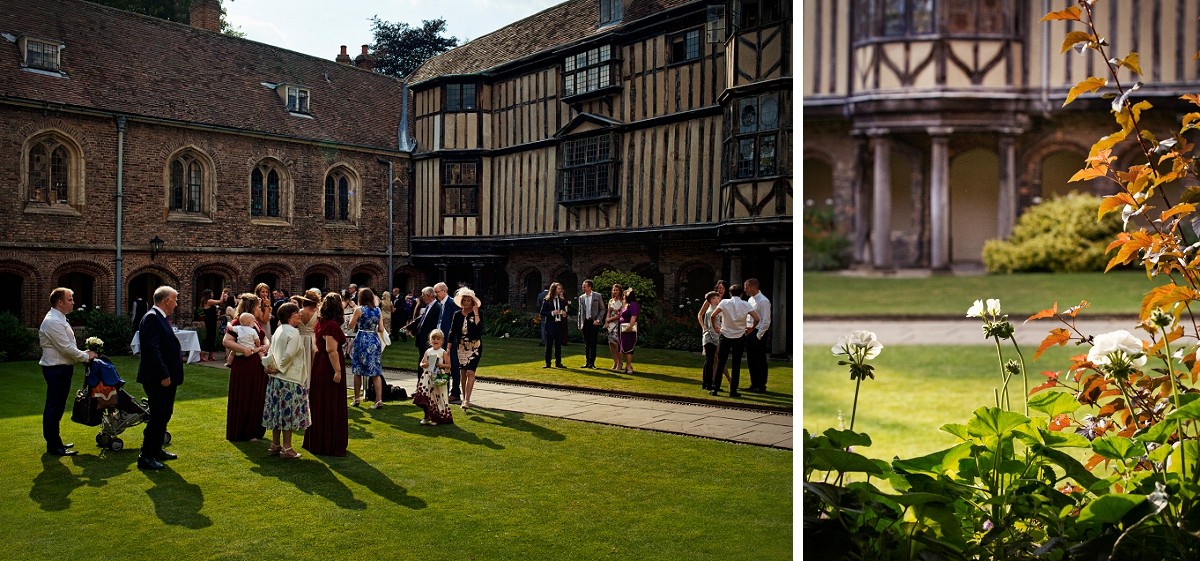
577,280,604,369
39,287,97,456
708,284,760,398
744,278,772,393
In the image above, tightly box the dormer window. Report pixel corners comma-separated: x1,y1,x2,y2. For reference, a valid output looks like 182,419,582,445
599,0,623,26
21,37,62,72
562,45,618,99
286,86,311,113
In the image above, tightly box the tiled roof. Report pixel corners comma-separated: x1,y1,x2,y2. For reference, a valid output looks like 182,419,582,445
0,0,406,151
408,0,696,85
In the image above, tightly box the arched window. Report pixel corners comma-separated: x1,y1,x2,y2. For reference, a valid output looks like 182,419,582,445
170,157,203,212
324,166,358,225
164,147,215,221
23,131,84,214
250,159,289,222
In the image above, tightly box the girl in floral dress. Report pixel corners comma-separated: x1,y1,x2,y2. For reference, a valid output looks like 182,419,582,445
262,303,310,459
349,288,386,409
414,329,453,425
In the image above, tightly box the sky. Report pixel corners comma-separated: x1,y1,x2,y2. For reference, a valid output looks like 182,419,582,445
223,0,562,61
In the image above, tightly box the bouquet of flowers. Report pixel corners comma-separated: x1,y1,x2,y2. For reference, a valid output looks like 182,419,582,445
85,336,104,354
431,370,450,387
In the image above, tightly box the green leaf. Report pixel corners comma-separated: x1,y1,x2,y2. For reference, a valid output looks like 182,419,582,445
966,406,1030,439
1135,419,1179,445
940,423,970,441
1077,493,1147,526
1029,391,1081,417
1034,445,1101,489
808,448,884,475
1092,435,1141,461
892,442,973,477
1165,397,1200,421
822,428,873,449
1167,440,1200,476
887,492,953,507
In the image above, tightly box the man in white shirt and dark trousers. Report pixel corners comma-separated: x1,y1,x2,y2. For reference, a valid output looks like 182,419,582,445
577,280,604,369
709,284,760,398
38,287,97,456
744,278,772,393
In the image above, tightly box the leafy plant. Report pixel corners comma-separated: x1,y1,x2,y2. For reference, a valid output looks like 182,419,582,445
0,312,38,362
983,194,1124,273
803,206,851,271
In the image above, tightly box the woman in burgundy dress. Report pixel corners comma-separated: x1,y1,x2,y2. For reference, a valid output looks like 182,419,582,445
303,292,348,457
222,293,269,441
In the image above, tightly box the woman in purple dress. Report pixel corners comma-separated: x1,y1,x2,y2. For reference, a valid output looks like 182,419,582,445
303,293,348,457
222,293,268,441
618,288,639,375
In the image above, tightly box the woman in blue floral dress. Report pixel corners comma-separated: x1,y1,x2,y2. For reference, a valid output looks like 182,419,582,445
349,288,386,409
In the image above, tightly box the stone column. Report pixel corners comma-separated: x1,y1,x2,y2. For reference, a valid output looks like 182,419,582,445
998,133,1018,239
870,131,893,270
928,128,952,270
852,135,870,264
729,256,743,285
770,251,790,356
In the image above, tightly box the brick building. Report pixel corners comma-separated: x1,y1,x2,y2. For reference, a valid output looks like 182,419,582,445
0,0,411,325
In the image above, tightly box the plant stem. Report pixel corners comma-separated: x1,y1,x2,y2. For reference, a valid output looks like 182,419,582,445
1010,339,1029,416
993,336,1010,410
849,376,862,432
1163,336,1187,481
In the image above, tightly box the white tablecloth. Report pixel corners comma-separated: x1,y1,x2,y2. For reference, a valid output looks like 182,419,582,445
130,329,202,364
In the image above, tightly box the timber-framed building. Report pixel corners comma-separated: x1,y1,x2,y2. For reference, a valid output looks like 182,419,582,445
407,0,793,353
804,1,1200,270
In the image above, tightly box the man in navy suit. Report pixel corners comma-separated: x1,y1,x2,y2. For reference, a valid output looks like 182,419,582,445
411,286,439,374
433,282,462,404
137,286,184,471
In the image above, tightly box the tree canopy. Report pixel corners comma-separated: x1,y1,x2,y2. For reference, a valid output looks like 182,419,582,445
369,17,458,79
90,0,244,37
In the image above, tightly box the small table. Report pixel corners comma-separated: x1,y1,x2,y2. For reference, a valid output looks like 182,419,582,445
130,329,202,364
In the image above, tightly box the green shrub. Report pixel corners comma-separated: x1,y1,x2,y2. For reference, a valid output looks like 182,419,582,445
84,311,133,356
481,304,541,340
803,206,851,270
983,193,1123,273
0,312,38,362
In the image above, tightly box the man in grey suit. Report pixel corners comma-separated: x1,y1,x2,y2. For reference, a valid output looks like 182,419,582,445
137,285,184,470
433,282,462,404
577,280,604,369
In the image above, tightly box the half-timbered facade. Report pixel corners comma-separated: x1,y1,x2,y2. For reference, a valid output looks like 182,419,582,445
0,0,410,325
408,0,793,353
805,0,1200,269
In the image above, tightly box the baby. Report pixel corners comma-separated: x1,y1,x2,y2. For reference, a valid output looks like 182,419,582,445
228,312,261,359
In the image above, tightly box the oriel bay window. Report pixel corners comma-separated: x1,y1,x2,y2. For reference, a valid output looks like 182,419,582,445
562,45,617,98
445,84,477,111
727,92,781,180
557,134,618,204
442,161,479,216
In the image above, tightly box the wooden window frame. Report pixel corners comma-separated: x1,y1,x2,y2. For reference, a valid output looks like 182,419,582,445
561,45,621,100
725,93,781,181
668,28,703,65
20,36,62,72
286,86,311,114
854,0,936,39
441,160,481,217
599,0,623,27
445,83,478,112
557,133,620,205
733,0,786,33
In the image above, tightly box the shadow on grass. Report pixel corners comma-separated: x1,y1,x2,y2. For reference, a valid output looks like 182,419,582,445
462,407,566,442
31,449,143,511
237,441,368,511
326,451,427,510
143,465,213,529
382,410,507,450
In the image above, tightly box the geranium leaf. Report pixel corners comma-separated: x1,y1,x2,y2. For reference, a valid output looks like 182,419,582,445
939,423,970,441
1092,435,1141,460
808,448,884,475
1034,445,1101,489
1034,328,1072,361
822,428,873,449
1135,418,1178,445
1164,397,1200,421
1077,493,1146,526
966,406,1029,438
1029,390,1080,417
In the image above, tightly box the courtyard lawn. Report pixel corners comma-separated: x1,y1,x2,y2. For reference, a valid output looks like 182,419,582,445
802,344,1084,462
0,357,792,561
803,271,1170,317
382,336,794,410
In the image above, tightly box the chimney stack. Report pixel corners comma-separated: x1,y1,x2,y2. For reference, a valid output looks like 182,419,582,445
336,45,352,65
189,0,221,32
353,45,376,71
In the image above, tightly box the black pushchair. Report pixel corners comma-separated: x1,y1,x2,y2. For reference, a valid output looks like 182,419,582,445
71,357,172,452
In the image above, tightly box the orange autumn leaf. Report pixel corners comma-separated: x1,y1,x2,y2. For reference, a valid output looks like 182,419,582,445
1041,6,1081,21
1065,76,1106,106
1063,300,1090,318
1181,93,1200,107
1035,328,1072,361
1140,284,1200,319
1160,203,1195,223
1049,414,1072,432
1098,192,1136,220
1030,371,1061,395
1026,302,1058,322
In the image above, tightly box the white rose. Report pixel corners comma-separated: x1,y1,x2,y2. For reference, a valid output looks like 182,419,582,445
1087,330,1147,367
966,299,985,318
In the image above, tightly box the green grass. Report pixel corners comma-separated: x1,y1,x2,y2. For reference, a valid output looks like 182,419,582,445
381,337,794,409
1,356,791,561
803,271,1170,317
802,344,1084,462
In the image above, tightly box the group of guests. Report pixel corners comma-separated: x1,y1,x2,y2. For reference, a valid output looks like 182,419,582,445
538,280,640,373
401,282,485,425
697,278,772,397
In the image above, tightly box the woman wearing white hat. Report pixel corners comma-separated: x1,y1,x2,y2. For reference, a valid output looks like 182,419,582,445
449,287,483,409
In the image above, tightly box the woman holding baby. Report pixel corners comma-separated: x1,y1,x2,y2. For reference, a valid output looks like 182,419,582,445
222,292,269,442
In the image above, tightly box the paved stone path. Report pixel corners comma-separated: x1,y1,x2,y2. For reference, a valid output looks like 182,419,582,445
804,317,1141,346
197,361,793,450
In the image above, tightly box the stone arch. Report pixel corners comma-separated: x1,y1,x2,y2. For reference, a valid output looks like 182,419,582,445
518,267,543,310
630,261,665,303
322,162,364,225
193,262,242,292
303,264,341,294
124,264,180,313
675,261,717,304
52,260,112,312
162,144,218,218
249,262,296,294
802,148,836,208
391,265,423,295
20,127,87,213
350,262,387,292
587,263,616,279
0,259,42,326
